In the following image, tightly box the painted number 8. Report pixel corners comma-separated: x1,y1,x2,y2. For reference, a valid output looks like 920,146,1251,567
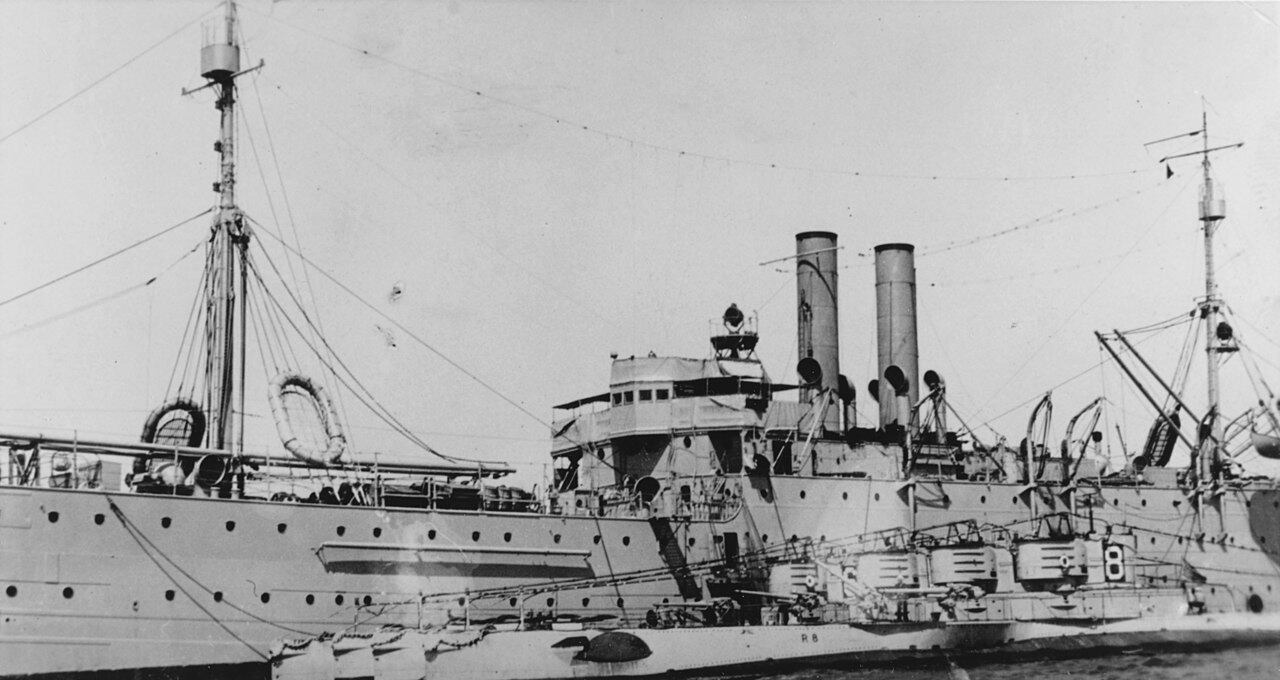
1103,544,1125,582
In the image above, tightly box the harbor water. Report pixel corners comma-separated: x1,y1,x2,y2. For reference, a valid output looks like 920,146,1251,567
749,643,1280,679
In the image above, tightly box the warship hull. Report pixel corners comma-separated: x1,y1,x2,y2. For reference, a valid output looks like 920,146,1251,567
4,475,1280,677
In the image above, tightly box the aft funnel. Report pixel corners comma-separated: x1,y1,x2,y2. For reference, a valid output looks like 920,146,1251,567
874,243,919,429
795,231,840,432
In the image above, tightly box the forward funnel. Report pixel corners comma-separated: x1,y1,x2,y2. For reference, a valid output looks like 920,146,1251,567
795,231,840,432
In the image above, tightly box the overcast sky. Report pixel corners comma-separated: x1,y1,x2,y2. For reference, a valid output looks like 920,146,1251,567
1,1,1277,483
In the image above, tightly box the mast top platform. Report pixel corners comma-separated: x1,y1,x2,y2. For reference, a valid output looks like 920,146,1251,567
200,2,240,80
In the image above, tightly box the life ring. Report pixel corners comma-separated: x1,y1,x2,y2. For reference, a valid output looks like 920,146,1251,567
140,398,206,448
267,372,346,465
804,574,818,590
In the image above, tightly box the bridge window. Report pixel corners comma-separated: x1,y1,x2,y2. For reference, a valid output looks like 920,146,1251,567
656,389,669,401
623,391,634,404
639,389,653,402
612,393,622,405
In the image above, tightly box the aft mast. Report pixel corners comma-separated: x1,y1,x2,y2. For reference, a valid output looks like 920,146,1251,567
1198,110,1227,482
1155,109,1242,483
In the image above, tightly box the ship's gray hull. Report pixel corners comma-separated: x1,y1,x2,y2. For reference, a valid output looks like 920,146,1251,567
3,474,1279,677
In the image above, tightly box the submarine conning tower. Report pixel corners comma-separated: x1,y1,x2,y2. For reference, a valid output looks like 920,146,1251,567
795,231,841,432
874,243,920,429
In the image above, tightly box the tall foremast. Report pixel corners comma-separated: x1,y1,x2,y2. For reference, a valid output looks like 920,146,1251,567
199,0,251,453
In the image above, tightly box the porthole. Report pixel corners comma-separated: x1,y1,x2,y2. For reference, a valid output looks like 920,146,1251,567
277,523,287,534
373,527,382,538
980,496,986,504
213,591,223,603
1013,497,1020,505
761,534,769,543
472,531,481,542
261,592,271,604
161,517,172,529
62,587,74,599
225,520,236,532
164,590,175,601
5,585,16,597
1211,587,1217,595
1113,498,1120,506
546,597,555,607
48,511,59,523
687,537,696,547
593,535,601,544
305,594,314,605
553,533,562,544
1141,499,1147,507
842,492,848,500
363,595,372,606
428,529,437,540
582,597,590,607
336,526,346,537
622,536,631,546
93,513,105,525
508,597,518,607
873,493,880,502
683,437,692,448
1150,536,1157,545
335,594,344,605
503,532,512,543
800,490,807,499
616,598,625,608
1248,594,1264,613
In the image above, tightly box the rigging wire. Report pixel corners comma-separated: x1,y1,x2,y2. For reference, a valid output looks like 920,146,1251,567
166,250,213,400
105,498,269,660
969,177,1195,427
105,495,312,637
922,243,1163,288
0,208,212,310
0,280,152,343
246,214,553,433
969,325,1173,441
0,240,203,343
918,181,1168,256
0,4,217,146
242,4,1155,184
245,250,465,463
237,31,352,440
257,74,616,327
